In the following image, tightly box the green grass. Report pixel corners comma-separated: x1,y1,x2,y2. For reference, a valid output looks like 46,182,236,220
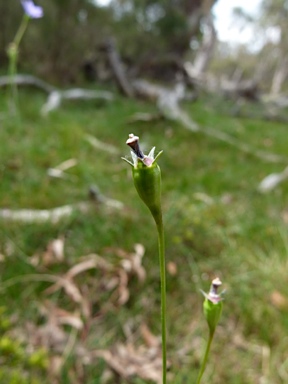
0,88,288,383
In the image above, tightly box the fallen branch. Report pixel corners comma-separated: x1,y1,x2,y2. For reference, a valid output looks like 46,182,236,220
230,95,288,123
201,126,287,163
41,88,114,116
221,78,259,101
85,134,120,155
132,79,199,131
0,74,114,115
1,74,285,164
0,187,123,224
0,74,56,93
232,110,288,124
127,112,163,124
258,166,288,193
47,158,78,180
131,79,287,163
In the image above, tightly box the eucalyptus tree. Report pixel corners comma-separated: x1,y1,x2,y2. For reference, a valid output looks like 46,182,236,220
257,0,288,93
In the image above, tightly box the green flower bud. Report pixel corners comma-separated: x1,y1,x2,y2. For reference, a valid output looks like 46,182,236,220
201,277,223,334
123,134,163,222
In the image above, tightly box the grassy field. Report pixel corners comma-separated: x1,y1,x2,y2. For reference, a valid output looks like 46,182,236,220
0,88,288,383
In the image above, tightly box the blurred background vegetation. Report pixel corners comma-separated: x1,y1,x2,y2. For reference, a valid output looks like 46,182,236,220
0,0,287,92
1,0,288,383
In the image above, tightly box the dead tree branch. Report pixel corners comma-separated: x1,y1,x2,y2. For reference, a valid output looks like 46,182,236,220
0,187,123,224
104,38,134,98
41,88,114,116
131,79,287,163
201,126,287,163
0,74,56,93
258,166,288,193
0,74,114,116
132,79,199,131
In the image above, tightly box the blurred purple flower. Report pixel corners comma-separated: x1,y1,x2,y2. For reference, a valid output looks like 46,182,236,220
21,0,43,18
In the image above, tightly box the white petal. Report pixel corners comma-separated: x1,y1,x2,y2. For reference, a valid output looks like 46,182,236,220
131,151,138,167
147,147,156,159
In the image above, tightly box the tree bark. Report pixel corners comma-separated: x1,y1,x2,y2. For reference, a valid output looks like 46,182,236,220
270,55,288,95
104,38,134,98
190,13,217,76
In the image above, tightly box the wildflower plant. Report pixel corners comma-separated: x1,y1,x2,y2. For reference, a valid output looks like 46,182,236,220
7,0,43,113
197,277,224,384
123,134,224,383
123,133,167,383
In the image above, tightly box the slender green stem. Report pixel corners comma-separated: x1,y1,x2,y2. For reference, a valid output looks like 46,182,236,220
7,15,30,113
7,47,18,112
196,330,215,384
14,14,30,47
153,210,167,384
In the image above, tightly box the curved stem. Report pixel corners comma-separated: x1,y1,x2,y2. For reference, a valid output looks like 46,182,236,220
196,330,214,384
14,15,30,46
153,211,167,384
7,15,30,113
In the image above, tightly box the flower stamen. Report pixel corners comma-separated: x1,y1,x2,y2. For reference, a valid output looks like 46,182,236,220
126,134,145,160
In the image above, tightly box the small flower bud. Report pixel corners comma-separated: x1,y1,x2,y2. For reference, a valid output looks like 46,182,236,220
123,134,163,222
132,160,162,219
201,278,223,334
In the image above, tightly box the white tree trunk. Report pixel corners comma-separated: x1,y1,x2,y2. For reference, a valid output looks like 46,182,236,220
270,55,288,95
192,14,217,76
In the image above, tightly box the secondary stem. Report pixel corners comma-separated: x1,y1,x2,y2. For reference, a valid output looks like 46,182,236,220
7,49,18,113
7,15,30,113
196,330,214,384
15,15,30,46
154,211,167,384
